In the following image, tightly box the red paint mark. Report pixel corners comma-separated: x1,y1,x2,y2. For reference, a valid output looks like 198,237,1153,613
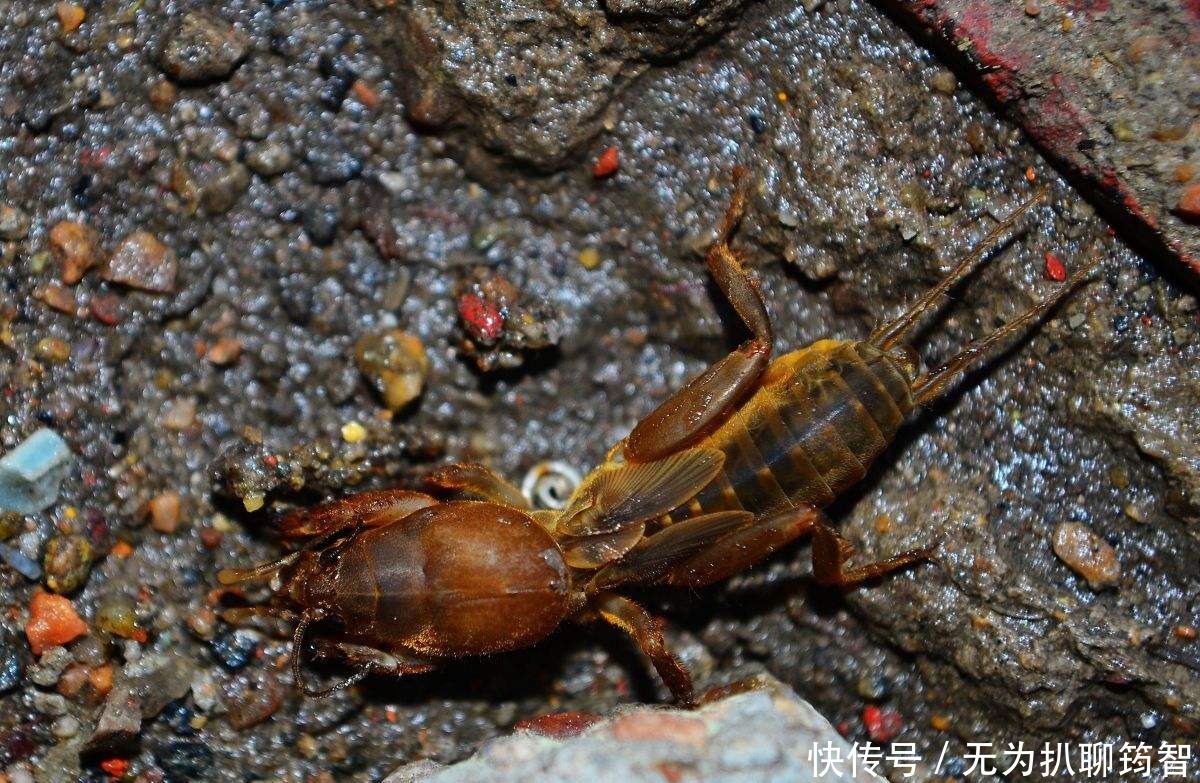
457,293,504,341
592,146,620,179
516,711,603,738
1044,252,1067,281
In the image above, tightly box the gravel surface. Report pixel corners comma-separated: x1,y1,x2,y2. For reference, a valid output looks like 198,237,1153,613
0,1,1196,782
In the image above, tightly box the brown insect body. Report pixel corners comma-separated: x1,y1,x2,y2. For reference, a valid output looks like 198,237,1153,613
281,502,571,659
220,181,1096,702
671,340,916,521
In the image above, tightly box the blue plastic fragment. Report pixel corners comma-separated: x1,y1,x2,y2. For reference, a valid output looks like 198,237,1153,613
0,428,74,513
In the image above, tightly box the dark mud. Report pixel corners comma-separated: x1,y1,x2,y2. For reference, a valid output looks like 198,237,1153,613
0,1,1196,781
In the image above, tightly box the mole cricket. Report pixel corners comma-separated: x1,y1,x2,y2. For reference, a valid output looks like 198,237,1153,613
219,177,1097,703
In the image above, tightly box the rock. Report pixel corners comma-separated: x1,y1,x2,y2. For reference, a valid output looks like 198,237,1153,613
42,534,93,594
159,12,250,85
0,542,42,581
147,491,183,533
245,141,293,177
1175,182,1200,223
0,626,28,693
1052,522,1120,590
354,329,430,411
209,628,257,671
55,3,86,34
87,687,143,750
221,668,284,729
0,203,30,240
384,675,885,782
102,231,177,293
196,162,250,214
25,592,88,655
28,646,73,687
0,429,74,514
48,221,102,285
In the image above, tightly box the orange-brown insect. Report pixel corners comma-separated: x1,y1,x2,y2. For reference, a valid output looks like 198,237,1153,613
220,179,1096,703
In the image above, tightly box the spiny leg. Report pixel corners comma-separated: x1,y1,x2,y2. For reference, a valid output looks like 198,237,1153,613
811,519,932,588
624,175,773,463
660,504,822,587
912,252,1100,405
291,609,436,697
869,185,1050,350
425,462,530,509
584,592,695,706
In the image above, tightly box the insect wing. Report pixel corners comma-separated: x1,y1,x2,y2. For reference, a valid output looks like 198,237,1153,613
558,447,724,537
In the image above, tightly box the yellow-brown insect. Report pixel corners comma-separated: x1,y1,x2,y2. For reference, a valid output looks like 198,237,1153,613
219,179,1095,703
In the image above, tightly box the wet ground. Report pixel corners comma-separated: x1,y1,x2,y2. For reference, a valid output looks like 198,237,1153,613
0,0,1197,781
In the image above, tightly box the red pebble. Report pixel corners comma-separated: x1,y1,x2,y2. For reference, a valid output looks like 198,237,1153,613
592,146,619,179
515,711,603,738
458,293,504,341
99,757,129,778
862,704,904,743
1043,252,1067,282
89,294,122,325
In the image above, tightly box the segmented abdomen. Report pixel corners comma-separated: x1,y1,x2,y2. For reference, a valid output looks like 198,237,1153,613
676,340,914,520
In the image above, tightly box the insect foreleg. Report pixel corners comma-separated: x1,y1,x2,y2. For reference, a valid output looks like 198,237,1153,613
582,592,695,706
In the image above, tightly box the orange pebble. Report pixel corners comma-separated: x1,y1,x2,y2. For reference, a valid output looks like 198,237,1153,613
26,591,88,655
592,146,620,179
56,2,85,33
88,663,114,697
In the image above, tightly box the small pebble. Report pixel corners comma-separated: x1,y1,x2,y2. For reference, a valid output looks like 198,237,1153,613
52,715,80,739
931,70,957,95
0,203,30,240
29,646,72,687
42,534,93,594
1175,182,1200,223
162,397,197,431
209,628,257,670
1052,522,1120,590
354,329,429,411
103,231,177,293
245,141,293,177
95,594,140,639
48,221,101,285
35,338,71,364
26,591,89,654
341,421,367,443
221,669,284,729
147,491,182,533
0,427,72,513
31,691,69,716
592,146,619,179
159,11,249,84
0,628,26,693
148,79,178,112
578,247,602,270
56,3,85,33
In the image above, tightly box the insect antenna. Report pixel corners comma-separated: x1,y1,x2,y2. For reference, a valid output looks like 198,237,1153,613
911,251,1100,405
217,551,301,586
869,185,1050,350
290,609,374,698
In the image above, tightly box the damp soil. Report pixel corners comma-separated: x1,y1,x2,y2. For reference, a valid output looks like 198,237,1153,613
0,1,1197,781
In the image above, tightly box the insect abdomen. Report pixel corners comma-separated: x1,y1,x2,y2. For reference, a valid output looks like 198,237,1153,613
679,340,914,519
